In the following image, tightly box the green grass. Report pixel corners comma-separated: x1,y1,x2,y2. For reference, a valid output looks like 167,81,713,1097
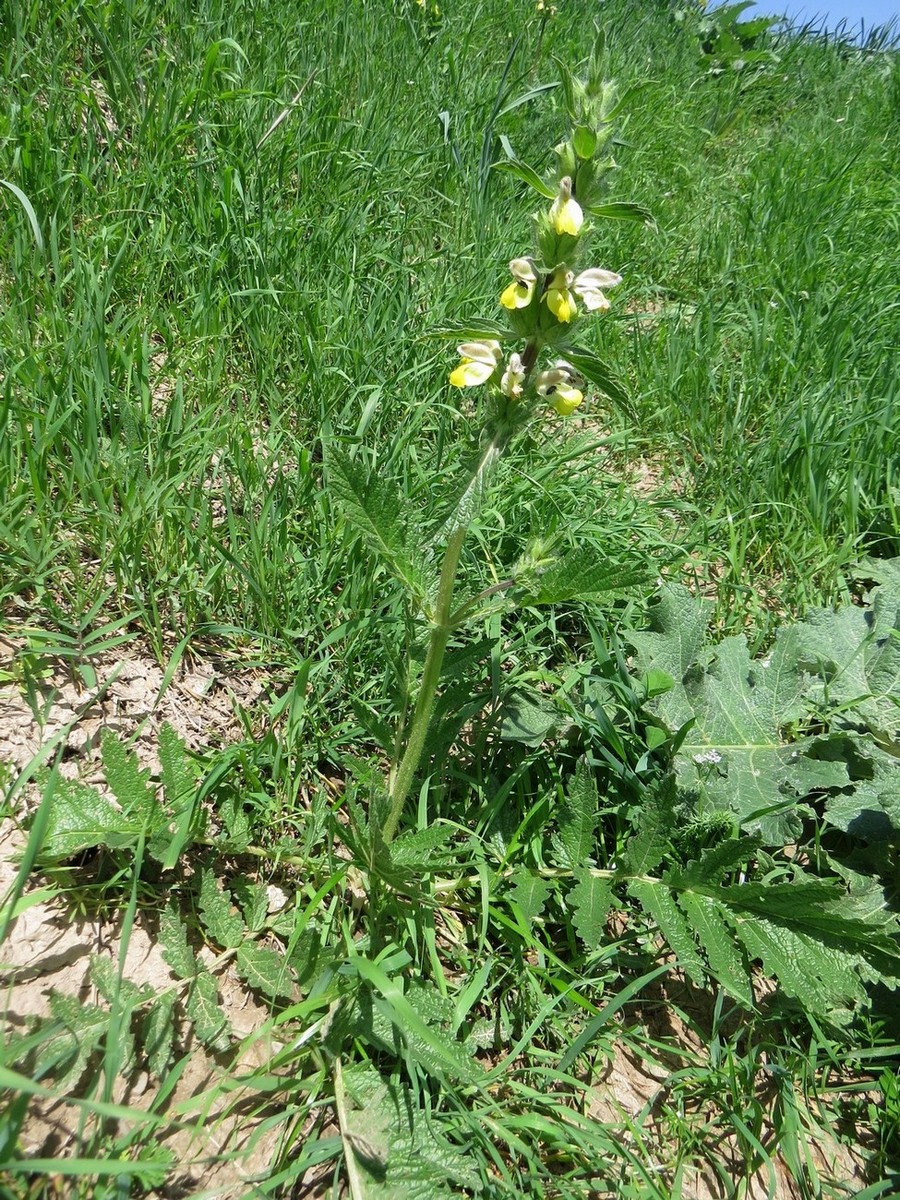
1,1,899,1197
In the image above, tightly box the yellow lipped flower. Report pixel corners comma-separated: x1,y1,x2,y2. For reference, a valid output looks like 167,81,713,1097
549,176,583,237
449,340,502,388
545,266,577,323
500,258,538,310
536,363,583,416
573,267,622,312
500,352,525,399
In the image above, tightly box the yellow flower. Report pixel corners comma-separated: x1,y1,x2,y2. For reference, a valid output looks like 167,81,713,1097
449,340,502,387
500,352,525,399
549,176,583,237
536,363,583,415
500,258,537,310
545,266,577,323
573,267,622,312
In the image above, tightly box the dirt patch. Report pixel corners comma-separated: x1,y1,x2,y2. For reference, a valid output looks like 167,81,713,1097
0,630,266,795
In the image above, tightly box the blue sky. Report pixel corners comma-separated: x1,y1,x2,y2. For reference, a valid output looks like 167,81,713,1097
745,0,899,36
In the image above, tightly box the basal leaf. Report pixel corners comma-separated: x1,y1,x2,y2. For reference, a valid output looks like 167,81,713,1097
508,870,554,922
728,912,864,1018
40,778,143,860
676,891,752,1006
100,731,160,827
142,992,176,1078
198,869,245,950
630,879,705,984
187,969,231,1053
568,867,613,949
552,758,599,868
236,944,295,1001
158,903,197,980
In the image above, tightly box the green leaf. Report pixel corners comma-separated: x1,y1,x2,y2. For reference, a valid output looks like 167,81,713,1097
794,581,900,742
142,992,176,1078
568,867,613,949
557,348,632,414
633,586,829,843
552,758,599,868
730,913,864,1018
491,157,557,199
35,993,109,1090
429,319,509,341
325,447,427,603
584,200,656,227
158,903,197,980
677,891,752,1006
233,879,271,932
573,125,598,159
0,178,44,250
621,778,673,875
101,732,160,827
508,871,554,922
526,546,650,606
236,944,295,1001
199,869,245,950
630,879,706,984
40,778,142,860
498,688,560,746
187,969,231,1053
156,723,199,869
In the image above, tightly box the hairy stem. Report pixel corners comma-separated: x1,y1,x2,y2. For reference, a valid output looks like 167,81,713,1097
382,526,466,844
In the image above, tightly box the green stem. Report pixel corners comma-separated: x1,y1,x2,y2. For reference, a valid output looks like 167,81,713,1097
382,525,466,844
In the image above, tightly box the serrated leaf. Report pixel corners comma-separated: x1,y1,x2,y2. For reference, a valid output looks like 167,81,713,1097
89,955,146,1007
101,731,160,827
40,778,142,860
232,879,270,932
158,903,197,980
633,586,828,843
157,723,199,869
350,954,481,1085
199,869,245,950
526,546,650,606
794,581,900,741
568,867,613,949
142,992,176,1078
621,778,673,875
729,912,864,1018
508,871,554,922
676,891,752,1006
326,447,427,602
552,758,598,868
187,969,230,1052
391,822,457,869
35,993,109,1090
669,835,760,887
630,879,706,984
236,944,295,1001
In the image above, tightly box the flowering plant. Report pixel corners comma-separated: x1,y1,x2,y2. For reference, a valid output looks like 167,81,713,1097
329,31,653,845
